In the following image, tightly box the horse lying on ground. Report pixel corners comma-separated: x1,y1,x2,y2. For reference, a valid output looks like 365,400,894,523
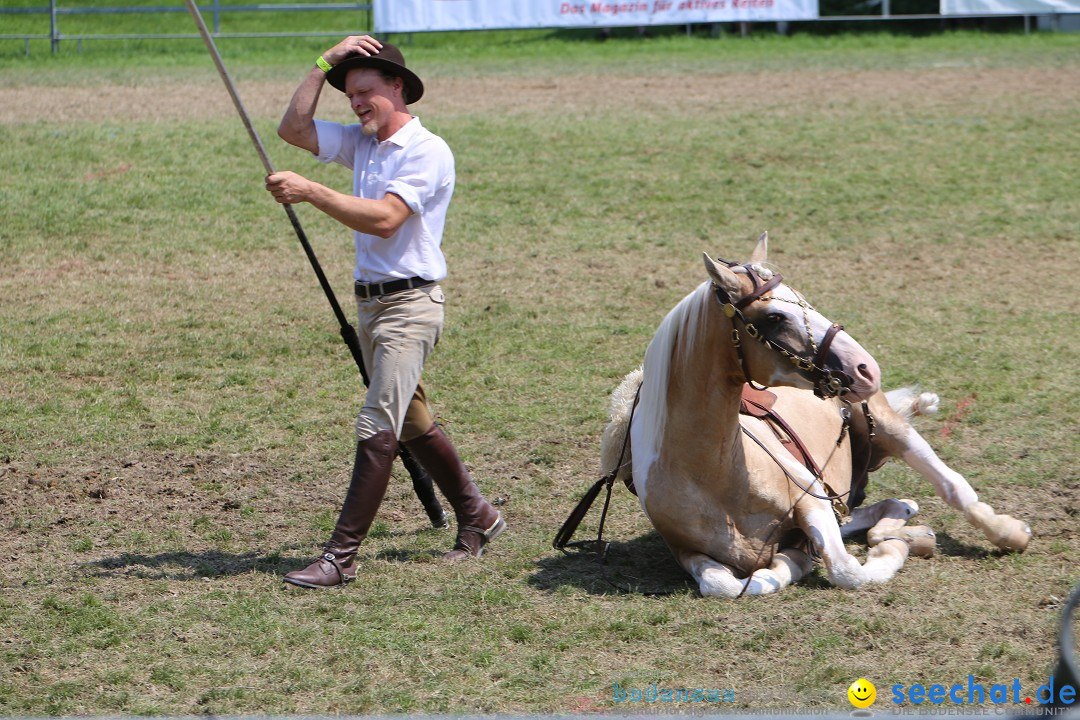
600,234,1030,597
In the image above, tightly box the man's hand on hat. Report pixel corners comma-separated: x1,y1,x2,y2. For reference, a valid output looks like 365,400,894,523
323,35,382,66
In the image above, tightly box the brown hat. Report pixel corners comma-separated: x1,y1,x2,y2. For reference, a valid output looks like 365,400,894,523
325,42,424,104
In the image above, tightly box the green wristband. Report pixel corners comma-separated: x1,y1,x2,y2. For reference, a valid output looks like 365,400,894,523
315,55,332,73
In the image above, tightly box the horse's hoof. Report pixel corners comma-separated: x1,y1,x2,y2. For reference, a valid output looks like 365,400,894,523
965,503,1031,553
868,525,935,558
903,526,936,558
915,392,940,415
990,517,1031,553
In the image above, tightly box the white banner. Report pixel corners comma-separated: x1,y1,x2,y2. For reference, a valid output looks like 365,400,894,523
942,0,1079,11
374,0,820,33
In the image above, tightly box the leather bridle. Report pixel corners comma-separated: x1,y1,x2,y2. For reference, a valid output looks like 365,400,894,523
710,259,852,399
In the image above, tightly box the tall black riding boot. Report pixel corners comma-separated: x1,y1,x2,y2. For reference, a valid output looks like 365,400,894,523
400,448,449,529
402,424,506,561
401,383,449,529
283,430,397,588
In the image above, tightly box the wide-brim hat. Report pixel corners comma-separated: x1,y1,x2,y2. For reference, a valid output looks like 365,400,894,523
325,42,424,104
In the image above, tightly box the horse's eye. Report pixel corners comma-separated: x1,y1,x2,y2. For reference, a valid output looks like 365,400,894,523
766,313,786,325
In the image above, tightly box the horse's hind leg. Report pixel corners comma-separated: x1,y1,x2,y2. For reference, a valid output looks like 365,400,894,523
797,499,910,589
681,549,812,598
841,498,937,558
867,392,1031,552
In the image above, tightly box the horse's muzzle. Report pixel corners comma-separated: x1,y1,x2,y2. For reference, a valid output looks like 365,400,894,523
823,331,881,401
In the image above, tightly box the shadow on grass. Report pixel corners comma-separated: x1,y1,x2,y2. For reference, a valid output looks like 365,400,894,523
84,536,458,580
532,527,996,597
934,531,994,559
843,526,992,559
530,530,698,597
83,548,309,580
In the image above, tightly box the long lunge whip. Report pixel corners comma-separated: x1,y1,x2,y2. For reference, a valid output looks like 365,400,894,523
184,0,447,528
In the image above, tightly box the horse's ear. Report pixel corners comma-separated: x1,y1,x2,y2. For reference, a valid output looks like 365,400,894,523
703,253,742,298
749,231,769,264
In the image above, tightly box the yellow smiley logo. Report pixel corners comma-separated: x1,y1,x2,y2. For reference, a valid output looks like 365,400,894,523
847,678,876,708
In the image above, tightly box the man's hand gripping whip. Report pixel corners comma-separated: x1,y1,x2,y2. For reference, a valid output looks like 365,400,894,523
184,0,447,528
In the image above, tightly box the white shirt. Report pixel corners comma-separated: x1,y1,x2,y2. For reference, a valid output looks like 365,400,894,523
313,116,455,283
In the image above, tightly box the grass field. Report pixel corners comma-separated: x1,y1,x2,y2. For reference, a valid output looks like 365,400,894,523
1,27,1079,716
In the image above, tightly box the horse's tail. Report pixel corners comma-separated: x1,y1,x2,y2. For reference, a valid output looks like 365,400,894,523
885,385,940,421
600,367,643,485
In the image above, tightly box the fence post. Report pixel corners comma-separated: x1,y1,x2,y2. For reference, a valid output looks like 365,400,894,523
213,0,221,33
50,0,59,54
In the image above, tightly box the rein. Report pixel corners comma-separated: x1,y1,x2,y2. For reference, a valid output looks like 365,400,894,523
741,408,852,513
552,383,641,557
734,396,877,597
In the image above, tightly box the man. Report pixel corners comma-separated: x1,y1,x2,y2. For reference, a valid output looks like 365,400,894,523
268,35,505,588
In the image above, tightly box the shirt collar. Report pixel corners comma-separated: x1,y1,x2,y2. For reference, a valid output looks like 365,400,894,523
379,115,422,149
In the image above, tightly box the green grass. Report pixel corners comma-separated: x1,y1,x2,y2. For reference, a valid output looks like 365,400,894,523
1,28,1079,716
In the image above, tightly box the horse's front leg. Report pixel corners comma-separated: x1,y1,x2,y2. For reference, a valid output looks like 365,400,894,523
679,549,813,598
756,439,911,588
868,393,1031,552
894,425,1030,551
796,497,910,589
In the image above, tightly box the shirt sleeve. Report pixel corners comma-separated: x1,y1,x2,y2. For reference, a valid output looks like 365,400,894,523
313,119,358,171
384,135,454,216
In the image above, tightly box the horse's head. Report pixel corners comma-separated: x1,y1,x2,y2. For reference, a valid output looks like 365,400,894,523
704,233,881,400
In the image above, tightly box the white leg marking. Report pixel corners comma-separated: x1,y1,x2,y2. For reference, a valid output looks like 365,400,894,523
897,426,979,510
684,549,813,598
896,427,1030,551
801,503,908,589
744,549,813,595
684,553,746,598
841,499,935,558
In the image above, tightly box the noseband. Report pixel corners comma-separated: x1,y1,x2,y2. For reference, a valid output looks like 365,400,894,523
710,259,851,399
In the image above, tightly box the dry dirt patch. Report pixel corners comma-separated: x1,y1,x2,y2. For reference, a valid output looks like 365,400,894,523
4,67,1078,124
0,451,431,587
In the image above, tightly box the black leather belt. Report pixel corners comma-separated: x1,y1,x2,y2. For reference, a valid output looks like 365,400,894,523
354,276,433,300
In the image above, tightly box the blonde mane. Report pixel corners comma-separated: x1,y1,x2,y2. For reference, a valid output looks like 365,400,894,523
636,281,713,444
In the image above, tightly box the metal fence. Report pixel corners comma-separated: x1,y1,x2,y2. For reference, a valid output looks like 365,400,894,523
0,1,374,54
1,0,1076,56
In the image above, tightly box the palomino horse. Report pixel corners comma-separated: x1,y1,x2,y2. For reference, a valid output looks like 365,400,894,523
600,233,1030,597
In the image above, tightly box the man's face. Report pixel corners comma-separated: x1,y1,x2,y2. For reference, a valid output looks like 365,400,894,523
344,68,400,138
